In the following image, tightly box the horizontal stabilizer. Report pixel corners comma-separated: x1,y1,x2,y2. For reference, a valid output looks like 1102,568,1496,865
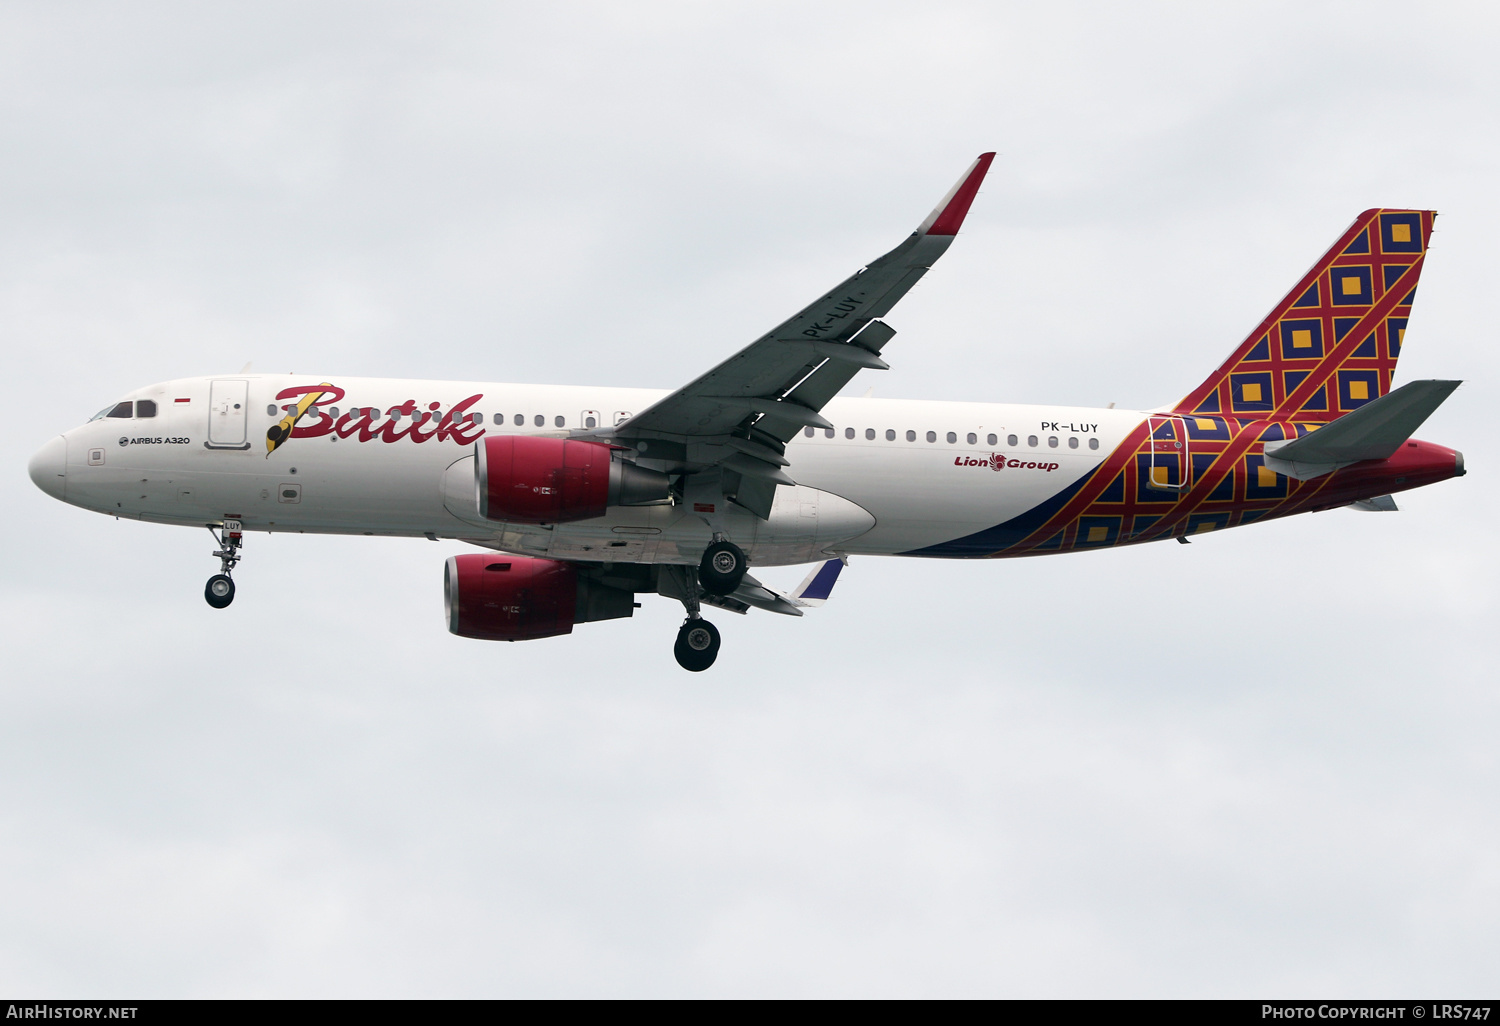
1263,379,1460,480
1349,494,1399,512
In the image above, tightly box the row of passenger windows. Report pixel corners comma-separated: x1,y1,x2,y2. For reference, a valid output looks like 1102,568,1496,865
267,406,620,430
91,400,157,420
257,402,1102,451
88,396,1100,454
803,425,1100,450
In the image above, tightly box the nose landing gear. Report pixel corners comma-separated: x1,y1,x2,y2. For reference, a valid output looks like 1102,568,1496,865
204,520,243,609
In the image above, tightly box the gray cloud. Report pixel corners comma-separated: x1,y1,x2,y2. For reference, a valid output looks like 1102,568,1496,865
2,0,1496,996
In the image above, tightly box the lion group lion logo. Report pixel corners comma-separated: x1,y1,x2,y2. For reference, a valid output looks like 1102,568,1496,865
987,452,1005,472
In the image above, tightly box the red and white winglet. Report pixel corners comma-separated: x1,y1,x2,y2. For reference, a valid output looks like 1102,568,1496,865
916,152,995,237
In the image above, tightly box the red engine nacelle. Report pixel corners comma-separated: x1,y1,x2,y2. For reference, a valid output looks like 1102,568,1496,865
475,435,671,524
444,553,634,641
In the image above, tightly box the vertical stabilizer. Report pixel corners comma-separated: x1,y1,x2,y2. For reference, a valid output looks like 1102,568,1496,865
1174,209,1435,423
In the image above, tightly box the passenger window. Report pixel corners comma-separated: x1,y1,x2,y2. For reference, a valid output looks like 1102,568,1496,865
1068,437,1079,449
107,401,133,419
1089,437,1099,450
804,426,815,438
885,429,896,441
534,415,544,427
906,430,916,442
865,428,876,440
1048,436,1058,447
845,427,855,439
584,414,596,428
1007,434,1017,446
370,408,381,421
925,430,936,442
514,414,524,426
135,400,157,418
1027,435,1038,447
967,433,977,445
266,404,277,416
946,431,957,444
474,413,485,424
554,415,565,428
987,433,997,446
824,428,834,438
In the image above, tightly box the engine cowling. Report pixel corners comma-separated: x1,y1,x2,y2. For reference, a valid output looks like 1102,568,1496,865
475,435,671,524
444,553,635,641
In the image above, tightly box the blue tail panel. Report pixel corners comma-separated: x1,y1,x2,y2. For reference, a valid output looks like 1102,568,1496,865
900,466,1102,558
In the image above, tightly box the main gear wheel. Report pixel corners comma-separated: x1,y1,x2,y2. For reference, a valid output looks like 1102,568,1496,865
698,540,747,596
673,618,720,672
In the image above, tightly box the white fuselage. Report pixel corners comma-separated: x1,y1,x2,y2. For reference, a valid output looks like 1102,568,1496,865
43,374,1145,565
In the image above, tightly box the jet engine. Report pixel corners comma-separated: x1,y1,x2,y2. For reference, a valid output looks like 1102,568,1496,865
444,553,635,641
475,436,671,524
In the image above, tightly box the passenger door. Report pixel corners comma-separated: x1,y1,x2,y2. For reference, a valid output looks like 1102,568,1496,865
1145,415,1189,492
206,380,250,450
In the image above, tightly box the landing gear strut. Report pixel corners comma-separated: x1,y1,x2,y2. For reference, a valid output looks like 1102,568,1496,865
674,618,721,672
699,538,748,595
661,563,722,672
204,520,242,609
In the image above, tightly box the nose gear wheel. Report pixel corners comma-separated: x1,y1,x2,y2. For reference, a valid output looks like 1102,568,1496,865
204,574,235,608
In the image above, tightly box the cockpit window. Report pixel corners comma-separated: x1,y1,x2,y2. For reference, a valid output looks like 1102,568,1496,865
135,400,157,418
106,401,133,419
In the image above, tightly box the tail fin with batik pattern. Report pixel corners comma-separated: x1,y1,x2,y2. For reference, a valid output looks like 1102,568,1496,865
1174,209,1435,423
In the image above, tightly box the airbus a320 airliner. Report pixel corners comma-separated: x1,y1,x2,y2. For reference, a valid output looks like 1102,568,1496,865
28,154,1465,670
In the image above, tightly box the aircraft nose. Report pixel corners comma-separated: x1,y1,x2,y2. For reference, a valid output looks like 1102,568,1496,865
28,435,66,500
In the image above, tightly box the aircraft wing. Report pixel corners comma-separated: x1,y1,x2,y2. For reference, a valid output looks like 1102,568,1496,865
609,153,994,516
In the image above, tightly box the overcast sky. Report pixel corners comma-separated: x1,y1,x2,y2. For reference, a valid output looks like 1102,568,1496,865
3,1,1497,997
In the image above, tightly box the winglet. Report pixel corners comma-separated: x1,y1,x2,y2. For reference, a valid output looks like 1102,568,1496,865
789,557,846,607
917,152,995,236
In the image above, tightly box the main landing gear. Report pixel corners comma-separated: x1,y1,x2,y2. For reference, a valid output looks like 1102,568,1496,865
665,539,747,671
204,520,243,609
699,538,747,595
664,550,733,672
674,618,721,672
